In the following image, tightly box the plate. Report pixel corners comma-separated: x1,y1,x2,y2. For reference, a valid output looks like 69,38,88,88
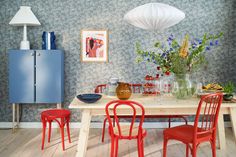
202,89,223,93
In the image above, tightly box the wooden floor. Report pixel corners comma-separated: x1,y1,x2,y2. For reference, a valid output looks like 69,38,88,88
0,127,236,157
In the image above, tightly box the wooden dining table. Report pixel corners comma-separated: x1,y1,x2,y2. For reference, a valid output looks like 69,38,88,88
69,94,236,157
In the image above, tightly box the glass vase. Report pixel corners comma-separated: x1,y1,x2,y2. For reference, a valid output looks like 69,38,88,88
172,74,195,99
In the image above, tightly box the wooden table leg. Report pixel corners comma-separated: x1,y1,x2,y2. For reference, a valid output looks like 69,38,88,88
229,107,236,144
217,112,226,150
76,109,91,157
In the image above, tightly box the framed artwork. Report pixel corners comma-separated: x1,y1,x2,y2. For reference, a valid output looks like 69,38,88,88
81,29,108,62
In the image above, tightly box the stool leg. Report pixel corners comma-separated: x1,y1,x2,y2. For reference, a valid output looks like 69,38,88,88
48,121,52,143
60,118,65,151
41,119,46,150
66,117,71,143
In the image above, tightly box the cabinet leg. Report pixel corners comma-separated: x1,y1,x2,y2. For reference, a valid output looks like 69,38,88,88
56,103,62,133
17,104,20,128
12,103,16,133
57,103,62,109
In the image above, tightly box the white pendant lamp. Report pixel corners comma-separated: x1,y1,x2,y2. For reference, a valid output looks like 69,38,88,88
124,3,185,31
9,6,41,50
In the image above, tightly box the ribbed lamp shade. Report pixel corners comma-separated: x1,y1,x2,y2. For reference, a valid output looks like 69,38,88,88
124,3,185,31
9,6,40,26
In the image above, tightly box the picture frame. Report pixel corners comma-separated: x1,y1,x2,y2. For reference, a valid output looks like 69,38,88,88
81,29,108,62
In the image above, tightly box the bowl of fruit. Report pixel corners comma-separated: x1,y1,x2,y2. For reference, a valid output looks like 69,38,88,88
197,83,223,98
202,83,223,93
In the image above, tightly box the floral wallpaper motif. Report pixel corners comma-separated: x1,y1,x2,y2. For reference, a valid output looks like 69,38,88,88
0,0,235,122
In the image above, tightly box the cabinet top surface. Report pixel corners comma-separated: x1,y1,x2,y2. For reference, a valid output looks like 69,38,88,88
8,49,64,52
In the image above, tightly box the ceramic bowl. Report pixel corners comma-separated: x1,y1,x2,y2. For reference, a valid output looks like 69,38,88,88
77,94,102,103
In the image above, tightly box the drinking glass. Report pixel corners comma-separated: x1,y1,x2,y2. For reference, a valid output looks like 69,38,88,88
196,82,203,94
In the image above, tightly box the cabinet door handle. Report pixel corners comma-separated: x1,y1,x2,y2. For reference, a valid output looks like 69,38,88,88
30,53,34,56
37,53,40,56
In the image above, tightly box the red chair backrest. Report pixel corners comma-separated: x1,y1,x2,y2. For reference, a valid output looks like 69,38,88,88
105,100,145,139
130,84,142,93
194,93,223,139
94,84,107,93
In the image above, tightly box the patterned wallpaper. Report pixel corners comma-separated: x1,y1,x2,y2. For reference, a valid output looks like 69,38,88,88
0,0,235,122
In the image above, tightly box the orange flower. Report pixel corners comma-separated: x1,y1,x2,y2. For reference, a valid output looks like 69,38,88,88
179,35,189,58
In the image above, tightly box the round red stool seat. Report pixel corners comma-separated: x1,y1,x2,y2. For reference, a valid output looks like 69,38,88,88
41,109,71,151
41,109,71,119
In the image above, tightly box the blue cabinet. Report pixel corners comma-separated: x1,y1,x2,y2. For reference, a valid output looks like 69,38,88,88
8,50,64,103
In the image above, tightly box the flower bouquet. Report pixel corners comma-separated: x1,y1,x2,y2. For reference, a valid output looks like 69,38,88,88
136,33,223,98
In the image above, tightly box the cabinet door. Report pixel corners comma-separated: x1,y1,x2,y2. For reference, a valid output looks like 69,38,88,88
35,50,64,103
9,50,35,103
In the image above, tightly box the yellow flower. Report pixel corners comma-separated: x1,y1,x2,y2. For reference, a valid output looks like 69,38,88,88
179,35,189,58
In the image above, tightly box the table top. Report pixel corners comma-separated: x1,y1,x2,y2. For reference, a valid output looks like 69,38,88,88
69,94,236,109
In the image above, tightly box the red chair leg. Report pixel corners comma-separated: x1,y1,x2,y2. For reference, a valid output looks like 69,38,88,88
66,117,71,143
60,119,65,151
110,137,115,157
168,117,171,128
186,144,189,157
211,139,216,157
137,136,144,157
102,118,107,142
41,119,46,150
140,138,144,157
192,144,197,157
115,138,119,157
163,137,168,157
137,138,141,157
48,121,52,142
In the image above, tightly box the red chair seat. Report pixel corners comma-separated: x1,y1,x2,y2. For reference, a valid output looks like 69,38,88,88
164,125,212,143
113,125,147,139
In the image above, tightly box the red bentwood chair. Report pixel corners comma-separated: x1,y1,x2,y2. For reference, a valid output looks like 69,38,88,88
163,93,223,157
106,100,146,157
94,84,107,93
96,84,188,142
98,84,145,142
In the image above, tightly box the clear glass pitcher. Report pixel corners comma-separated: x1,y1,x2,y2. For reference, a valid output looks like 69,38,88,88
106,77,119,96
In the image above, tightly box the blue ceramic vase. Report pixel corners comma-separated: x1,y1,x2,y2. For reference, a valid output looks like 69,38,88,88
42,31,56,50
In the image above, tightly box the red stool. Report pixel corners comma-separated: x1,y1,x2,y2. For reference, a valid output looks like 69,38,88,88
41,109,71,151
